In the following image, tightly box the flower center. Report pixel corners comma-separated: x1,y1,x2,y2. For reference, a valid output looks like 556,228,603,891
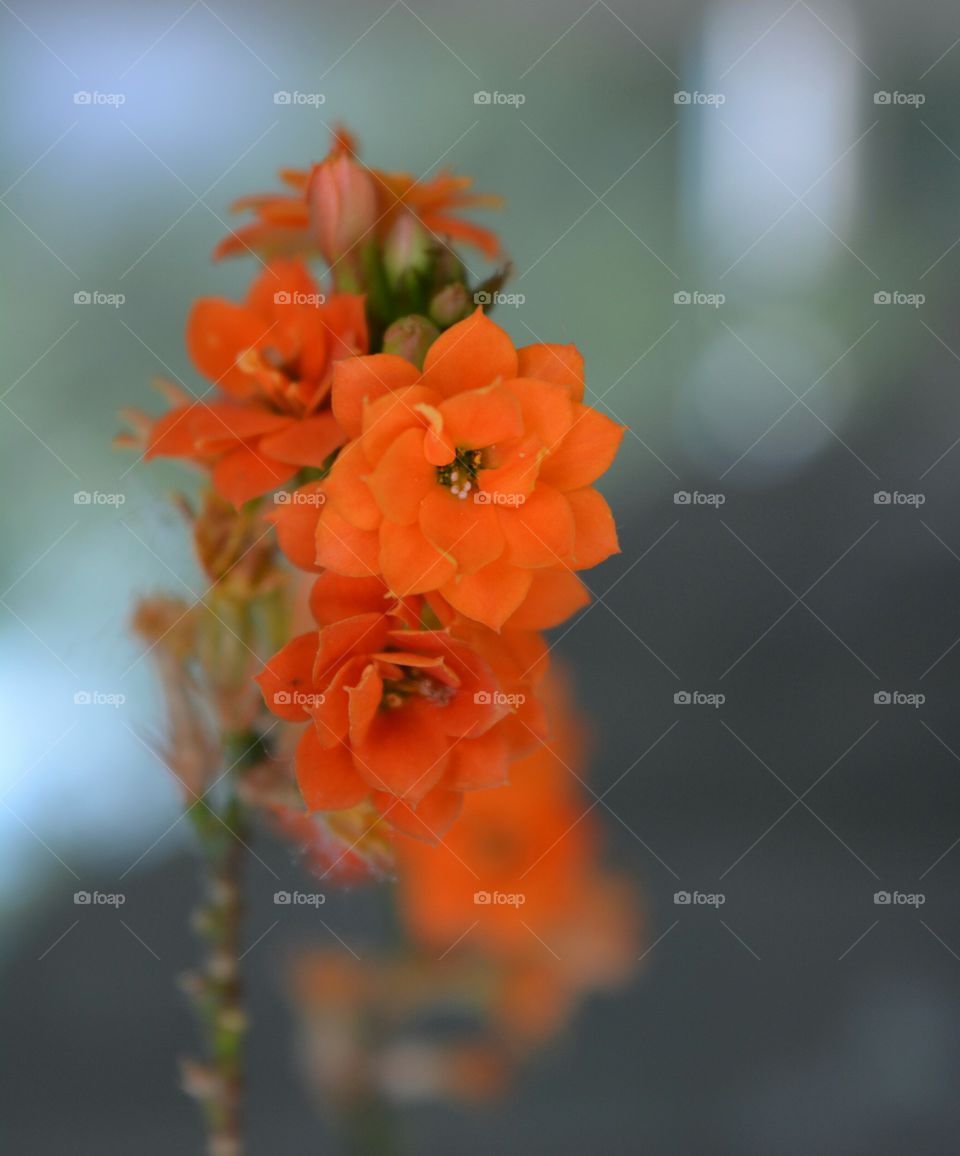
436,447,483,501
381,669,455,709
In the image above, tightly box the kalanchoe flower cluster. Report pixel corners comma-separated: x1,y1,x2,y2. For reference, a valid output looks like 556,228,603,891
137,126,624,846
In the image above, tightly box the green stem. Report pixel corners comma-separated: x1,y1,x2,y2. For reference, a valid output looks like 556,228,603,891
184,735,259,1156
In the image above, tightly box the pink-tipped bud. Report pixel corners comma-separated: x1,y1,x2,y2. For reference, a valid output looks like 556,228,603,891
383,214,432,285
383,315,440,369
308,154,378,267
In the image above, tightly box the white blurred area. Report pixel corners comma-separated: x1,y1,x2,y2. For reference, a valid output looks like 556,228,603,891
676,0,867,483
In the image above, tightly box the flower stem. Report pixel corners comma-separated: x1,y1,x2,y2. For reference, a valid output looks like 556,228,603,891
183,735,260,1156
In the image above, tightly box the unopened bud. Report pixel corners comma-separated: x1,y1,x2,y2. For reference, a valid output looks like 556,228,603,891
383,214,432,285
429,283,471,328
383,315,440,369
308,153,378,267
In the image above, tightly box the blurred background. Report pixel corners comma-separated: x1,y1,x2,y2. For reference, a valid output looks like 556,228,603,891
3,0,960,1151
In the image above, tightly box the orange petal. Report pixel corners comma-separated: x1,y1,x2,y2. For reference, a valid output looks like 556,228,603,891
315,505,382,576
379,520,457,596
147,402,289,459
506,569,590,630
244,258,319,317
373,785,463,842
444,726,510,791
256,632,318,721
296,727,368,811
187,300,265,391
269,479,326,571
331,354,421,438
212,446,298,506
420,308,518,398
500,483,575,569
567,487,620,568
360,385,438,466
314,613,389,686
440,558,533,631
346,661,383,749
437,384,523,448
322,441,381,531
353,696,450,801
502,377,575,449
517,343,585,401
419,486,505,574
478,433,544,500
366,426,434,525
258,412,344,468
539,406,624,492
308,573,389,625
307,653,369,748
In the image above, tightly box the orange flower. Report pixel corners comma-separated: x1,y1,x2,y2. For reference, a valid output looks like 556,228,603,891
302,309,623,630
213,127,501,264
395,671,641,1044
146,259,367,505
255,571,547,841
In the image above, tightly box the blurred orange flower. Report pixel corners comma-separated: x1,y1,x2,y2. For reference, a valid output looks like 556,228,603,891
146,259,367,505
213,126,502,265
305,308,623,629
255,571,547,841
395,672,640,1043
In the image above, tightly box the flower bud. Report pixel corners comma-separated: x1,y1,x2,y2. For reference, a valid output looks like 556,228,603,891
383,214,432,286
429,283,471,327
308,154,378,267
382,315,440,369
